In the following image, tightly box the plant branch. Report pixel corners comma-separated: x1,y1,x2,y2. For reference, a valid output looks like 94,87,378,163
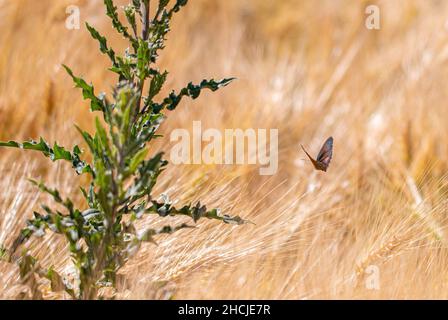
141,0,150,40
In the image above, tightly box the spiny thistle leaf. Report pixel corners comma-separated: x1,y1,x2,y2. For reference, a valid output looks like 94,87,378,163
104,0,138,50
75,125,96,155
138,223,195,244
28,179,75,213
46,266,67,293
146,200,251,225
62,64,105,112
154,78,235,112
157,0,170,13
171,0,188,14
0,245,7,261
132,0,141,9
94,117,114,162
148,70,168,101
0,138,92,175
128,147,148,173
137,39,151,81
18,253,37,279
86,22,117,66
124,5,138,37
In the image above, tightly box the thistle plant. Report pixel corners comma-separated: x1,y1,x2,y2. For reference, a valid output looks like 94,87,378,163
0,0,247,299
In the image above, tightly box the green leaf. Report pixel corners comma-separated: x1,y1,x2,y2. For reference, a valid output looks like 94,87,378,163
0,245,7,261
171,0,188,14
75,125,96,154
63,64,105,112
137,39,151,81
86,22,117,66
121,152,167,203
0,141,20,148
132,0,141,9
148,71,168,101
29,179,74,213
128,148,148,173
0,137,92,175
104,0,138,50
22,137,51,155
46,267,66,292
11,229,32,253
158,0,170,11
154,78,235,112
95,117,113,161
124,5,137,37
147,200,252,225
52,143,72,161
138,223,194,244
18,253,37,279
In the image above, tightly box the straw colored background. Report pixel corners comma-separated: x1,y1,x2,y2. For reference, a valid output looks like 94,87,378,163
2,0,448,299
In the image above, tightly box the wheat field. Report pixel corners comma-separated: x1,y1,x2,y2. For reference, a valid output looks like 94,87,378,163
1,0,448,299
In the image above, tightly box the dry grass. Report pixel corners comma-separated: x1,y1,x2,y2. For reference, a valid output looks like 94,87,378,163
2,0,448,299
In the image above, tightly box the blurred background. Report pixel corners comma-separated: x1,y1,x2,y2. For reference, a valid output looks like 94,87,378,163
2,0,448,299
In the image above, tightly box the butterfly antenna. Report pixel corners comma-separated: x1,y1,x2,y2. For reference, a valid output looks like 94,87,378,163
300,145,313,160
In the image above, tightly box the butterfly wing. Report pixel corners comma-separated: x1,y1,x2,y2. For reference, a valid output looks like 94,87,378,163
301,145,320,170
316,136,333,171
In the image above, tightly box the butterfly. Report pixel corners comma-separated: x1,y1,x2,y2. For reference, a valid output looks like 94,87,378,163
300,136,333,172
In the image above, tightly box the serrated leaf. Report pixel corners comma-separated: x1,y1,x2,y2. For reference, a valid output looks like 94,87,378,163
137,39,151,81
52,143,72,161
0,245,7,261
0,141,20,148
145,200,252,225
148,71,168,101
86,22,117,66
0,137,92,176
104,0,138,49
124,5,137,35
29,179,75,213
128,148,148,173
132,0,141,9
154,77,235,112
159,0,170,10
63,64,105,112
138,223,194,243
18,253,37,279
95,117,113,161
169,0,188,16
46,267,65,292
22,137,51,155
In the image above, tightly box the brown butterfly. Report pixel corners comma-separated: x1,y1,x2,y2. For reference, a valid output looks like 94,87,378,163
301,136,333,172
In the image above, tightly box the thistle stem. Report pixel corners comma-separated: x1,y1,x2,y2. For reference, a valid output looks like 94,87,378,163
141,0,150,40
